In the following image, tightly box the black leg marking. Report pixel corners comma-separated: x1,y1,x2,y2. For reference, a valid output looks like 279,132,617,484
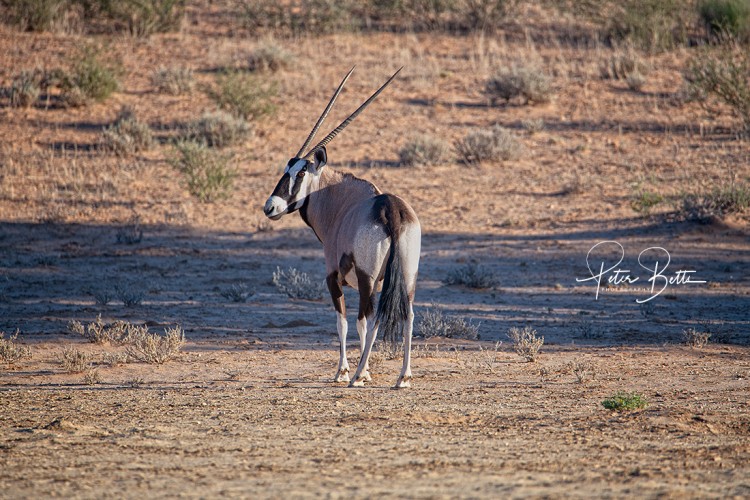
355,267,375,320
326,272,345,314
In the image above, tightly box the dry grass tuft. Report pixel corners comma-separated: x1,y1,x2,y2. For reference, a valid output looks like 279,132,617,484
507,326,543,362
443,262,499,289
417,304,479,339
170,140,237,202
184,111,252,148
486,64,553,105
679,179,750,222
151,65,194,95
0,330,32,368
125,325,185,364
272,266,325,300
248,39,294,72
454,125,521,165
683,327,711,348
100,107,153,156
207,71,277,120
220,284,255,302
398,134,453,167
7,70,42,108
60,346,91,373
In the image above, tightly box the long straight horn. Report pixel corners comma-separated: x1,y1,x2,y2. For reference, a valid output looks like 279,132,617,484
304,66,403,159
295,66,356,159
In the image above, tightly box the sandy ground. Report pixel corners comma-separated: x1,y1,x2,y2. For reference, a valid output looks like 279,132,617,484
1,2,749,497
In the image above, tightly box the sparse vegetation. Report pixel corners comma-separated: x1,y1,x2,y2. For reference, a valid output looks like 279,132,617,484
570,359,595,384
248,39,294,72
443,262,498,289
521,118,545,134
170,140,237,202
116,285,144,307
687,46,750,131
486,64,553,105
0,330,32,367
60,346,91,373
3,0,69,31
602,391,648,411
683,327,711,348
417,304,479,339
272,266,325,300
125,325,185,364
151,65,194,95
69,316,136,344
398,134,453,167
101,351,129,366
631,190,664,214
8,70,42,107
60,46,121,106
103,0,185,37
699,0,750,42
184,111,252,148
601,46,650,80
83,368,101,385
679,179,750,222
207,71,277,120
100,107,153,156
603,0,691,52
220,284,255,302
454,125,521,165
507,326,543,362
116,216,143,244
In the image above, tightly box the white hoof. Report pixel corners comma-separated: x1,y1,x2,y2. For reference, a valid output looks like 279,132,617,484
334,369,350,383
349,377,366,387
395,376,412,389
363,371,372,382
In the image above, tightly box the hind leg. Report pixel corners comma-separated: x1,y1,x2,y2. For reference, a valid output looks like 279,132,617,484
327,273,349,383
351,314,379,387
395,303,414,388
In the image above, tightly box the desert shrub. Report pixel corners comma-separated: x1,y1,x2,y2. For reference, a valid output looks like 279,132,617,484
82,368,101,385
507,326,543,362
7,70,42,107
125,325,185,364
683,327,711,348
151,65,194,95
115,285,144,307
417,304,479,339
60,346,91,373
207,71,277,120
602,391,647,411
99,0,185,37
631,190,664,214
272,266,325,300
452,0,514,31
443,262,499,288
603,0,692,52
101,352,129,366
170,140,237,202
240,0,357,34
60,45,120,106
184,111,252,148
248,40,294,72
116,217,143,244
521,118,545,134
220,284,255,302
0,330,32,367
687,47,750,130
699,0,750,42
398,134,452,167
454,125,521,165
679,180,750,222
100,107,153,156
601,46,651,80
69,316,134,344
3,0,70,31
486,65,553,105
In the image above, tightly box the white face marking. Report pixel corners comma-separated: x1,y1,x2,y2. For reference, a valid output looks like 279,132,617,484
264,195,287,220
286,159,308,196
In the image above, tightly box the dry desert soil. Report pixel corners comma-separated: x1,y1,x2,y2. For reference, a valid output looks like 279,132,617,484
1,2,749,498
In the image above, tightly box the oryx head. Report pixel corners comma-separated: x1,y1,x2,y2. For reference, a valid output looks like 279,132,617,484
264,66,402,220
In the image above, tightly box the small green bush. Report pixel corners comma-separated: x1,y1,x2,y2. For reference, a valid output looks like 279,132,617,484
454,125,521,165
602,391,647,411
687,47,750,130
184,111,252,148
170,140,237,202
102,0,185,37
207,71,277,120
604,0,691,52
699,0,750,42
3,0,69,32
398,134,452,167
631,190,664,214
60,46,121,106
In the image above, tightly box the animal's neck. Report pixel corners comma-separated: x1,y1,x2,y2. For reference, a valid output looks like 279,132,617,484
300,167,380,244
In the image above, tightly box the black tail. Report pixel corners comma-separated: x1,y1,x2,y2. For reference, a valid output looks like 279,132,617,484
375,197,410,344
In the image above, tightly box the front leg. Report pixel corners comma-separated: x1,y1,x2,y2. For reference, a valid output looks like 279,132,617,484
327,273,349,383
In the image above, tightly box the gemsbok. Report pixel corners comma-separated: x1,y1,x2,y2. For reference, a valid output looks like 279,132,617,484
263,67,421,388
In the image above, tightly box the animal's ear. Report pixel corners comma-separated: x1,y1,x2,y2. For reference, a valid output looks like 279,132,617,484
313,147,327,171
